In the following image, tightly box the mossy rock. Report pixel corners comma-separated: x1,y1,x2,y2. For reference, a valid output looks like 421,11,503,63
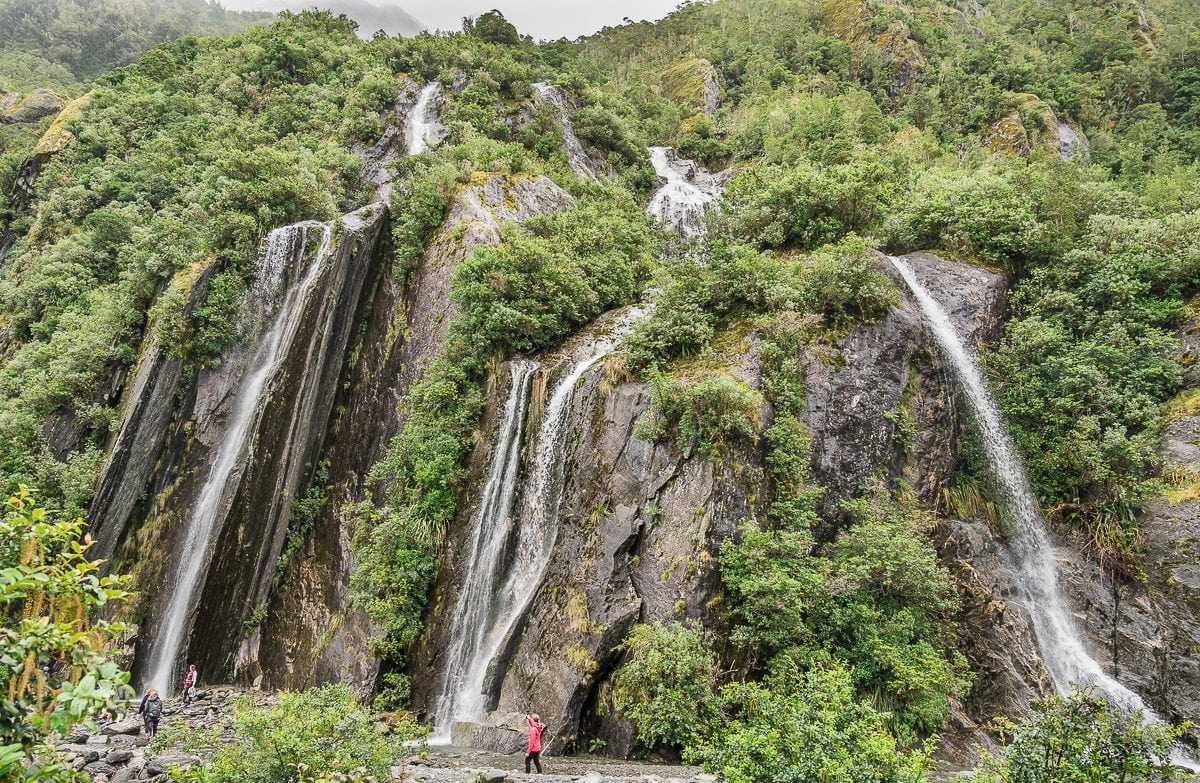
660,56,722,116
3,88,65,124
33,93,89,155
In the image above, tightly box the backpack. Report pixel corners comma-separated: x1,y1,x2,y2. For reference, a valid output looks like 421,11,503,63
147,697,162,719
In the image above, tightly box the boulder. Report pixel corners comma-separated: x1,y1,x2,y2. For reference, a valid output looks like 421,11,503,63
2,89,65,123
105,749,134,765
144,752,202,776
83,761,116,778
101,717,143,736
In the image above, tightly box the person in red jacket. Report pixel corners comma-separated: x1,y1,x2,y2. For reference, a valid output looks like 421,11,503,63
525,713,545,774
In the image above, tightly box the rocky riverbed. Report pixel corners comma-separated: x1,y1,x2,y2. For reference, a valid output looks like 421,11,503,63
52,689,710,783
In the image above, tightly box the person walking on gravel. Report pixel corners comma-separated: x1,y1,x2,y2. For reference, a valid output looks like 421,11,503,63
525,713,545,774
137,688,163,738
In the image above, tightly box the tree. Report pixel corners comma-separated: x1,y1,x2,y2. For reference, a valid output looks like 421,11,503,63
0,487,132,780
464,10,521,46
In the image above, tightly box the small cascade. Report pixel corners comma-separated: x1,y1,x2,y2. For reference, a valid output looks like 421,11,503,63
646,146,721,237
532,82,598,180
142,222,331,693
888,255,1199,771
432,309,643,741
406,83,441,156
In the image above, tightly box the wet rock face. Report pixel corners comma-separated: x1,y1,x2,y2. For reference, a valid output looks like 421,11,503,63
1059,318,1200,744
254,174,575,694
93,205,389,686
410,251,1010,758
807,252,1007,538
413,319,764,756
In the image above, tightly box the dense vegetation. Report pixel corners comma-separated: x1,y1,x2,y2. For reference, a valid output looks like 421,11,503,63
0,0,270,93
1,0,1198,778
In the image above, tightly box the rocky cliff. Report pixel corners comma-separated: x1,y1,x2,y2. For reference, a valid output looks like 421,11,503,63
251,174,576,693
92,204,389,685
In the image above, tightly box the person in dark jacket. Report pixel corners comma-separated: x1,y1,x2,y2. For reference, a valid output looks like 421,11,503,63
137,688,163,738
525,714,545,774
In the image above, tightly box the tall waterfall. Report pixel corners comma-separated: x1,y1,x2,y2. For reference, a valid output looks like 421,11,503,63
143,223,330,692
646,146,721,237
432,310,642,741
888,255,1198,770
431,359,537,739
406,83,440,156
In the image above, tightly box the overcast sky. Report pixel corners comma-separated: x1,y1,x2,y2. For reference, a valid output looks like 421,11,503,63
219,0,686,39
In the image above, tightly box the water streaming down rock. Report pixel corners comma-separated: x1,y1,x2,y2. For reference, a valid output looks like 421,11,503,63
432,309,644,742
532,82,599,179
646,146,721,237
143,223,331,693
888,255,1199,771
406,83,441,155
430,359,537,740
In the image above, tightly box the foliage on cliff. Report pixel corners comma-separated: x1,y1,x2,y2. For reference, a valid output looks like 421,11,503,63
0,0,271,93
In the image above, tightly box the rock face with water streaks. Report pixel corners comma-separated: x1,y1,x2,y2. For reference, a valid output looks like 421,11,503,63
94,205,389,686
405,251,1017,757
251,174,575,693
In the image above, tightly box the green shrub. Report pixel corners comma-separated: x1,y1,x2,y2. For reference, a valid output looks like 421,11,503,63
639,372,764,456
964,690,1188,783
0,488,132,781
172,685,419,783
687,663,931,783
611,623,722,749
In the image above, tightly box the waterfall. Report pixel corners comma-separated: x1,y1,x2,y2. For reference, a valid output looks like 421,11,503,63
406,83,440,156
888,255,1198,771
432,309,643,741
431,359,537,739
142,223,331,693
532,82,598,179
646,146,721,237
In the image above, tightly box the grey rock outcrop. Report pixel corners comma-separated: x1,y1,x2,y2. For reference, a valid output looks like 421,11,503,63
410,251,1013,757
1,89,65,123
254,174,575,694
532,83,602,179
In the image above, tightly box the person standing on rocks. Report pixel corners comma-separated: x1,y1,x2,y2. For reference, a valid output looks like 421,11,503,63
182,664,198,704
525,713,545,774
138,687,163,738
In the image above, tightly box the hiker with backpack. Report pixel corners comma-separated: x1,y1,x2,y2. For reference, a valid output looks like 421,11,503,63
138,687,163,738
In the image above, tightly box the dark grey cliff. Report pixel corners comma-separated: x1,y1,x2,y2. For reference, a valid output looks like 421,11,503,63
251,174,576,693
92,205,389,684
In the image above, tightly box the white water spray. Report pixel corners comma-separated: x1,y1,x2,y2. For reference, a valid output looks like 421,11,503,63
143,223,330,693
888,255,1198,771
431,359,537,739
406,83,440,156
646,146,721,237
432,310,642,741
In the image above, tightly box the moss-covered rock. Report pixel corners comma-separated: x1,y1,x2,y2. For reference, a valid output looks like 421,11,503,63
660,56,722,116
2,88,65,124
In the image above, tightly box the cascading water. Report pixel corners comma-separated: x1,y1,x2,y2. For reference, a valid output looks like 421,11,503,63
431,359,537,740
646,146,721,237
888,255,1199,771
432,310,643,741
406,83,440,156
532,82,598,179
142,223,330,693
